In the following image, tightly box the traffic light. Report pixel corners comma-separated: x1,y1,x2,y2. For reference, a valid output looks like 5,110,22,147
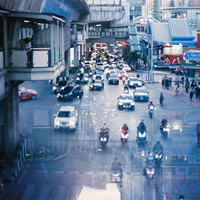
154,60,157,68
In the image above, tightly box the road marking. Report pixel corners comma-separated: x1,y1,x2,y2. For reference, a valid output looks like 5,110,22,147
21,184,35,200
38,185,51,200
55,185,66,200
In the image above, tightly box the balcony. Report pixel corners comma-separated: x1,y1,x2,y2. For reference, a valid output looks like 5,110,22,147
9,48,64,81
88,30,129,38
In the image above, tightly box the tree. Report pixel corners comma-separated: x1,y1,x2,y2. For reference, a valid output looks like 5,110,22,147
128,50,147,64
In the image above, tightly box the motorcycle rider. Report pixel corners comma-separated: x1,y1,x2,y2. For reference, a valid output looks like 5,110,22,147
146,152,155,166
111,157,123,179
99,122,109,141
122,123,129,135
153,141,163,161
124,84,129,91
137,119,146,140
148,100,154,109
160,116,168,131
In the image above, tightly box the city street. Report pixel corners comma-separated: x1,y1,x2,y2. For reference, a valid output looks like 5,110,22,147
2,70,200,200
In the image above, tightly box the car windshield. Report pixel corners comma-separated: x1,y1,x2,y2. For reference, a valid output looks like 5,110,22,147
60,87,73,94
58,111,71,117
135,89,147,93
110,74,118,78
97,63,103,66
130,78,139,81
58,81,67,86
94,80,102,84
120,95,133,100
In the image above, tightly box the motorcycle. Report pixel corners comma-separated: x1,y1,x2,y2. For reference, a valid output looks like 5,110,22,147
124,87,129,94
137,129,147,146
110,169,122,187
122,77,126,85
121,130,129,146
154,150,163,165
160,125,170,137
99,127,109,148
148,105,154,117
145,163,155,180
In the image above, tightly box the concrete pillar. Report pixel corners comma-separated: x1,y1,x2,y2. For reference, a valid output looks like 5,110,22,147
4,87,19,162
50,23,54,66
55,20,59,64
3,17,8,67
74,45,78,68
80,44,83,61
61,23,64,61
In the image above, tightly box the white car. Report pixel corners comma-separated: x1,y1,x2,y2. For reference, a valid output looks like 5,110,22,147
96,62,105,71
122,64,131,72
54,106,78,131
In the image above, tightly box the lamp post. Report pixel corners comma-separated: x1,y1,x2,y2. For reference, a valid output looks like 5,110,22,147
151,16,154,82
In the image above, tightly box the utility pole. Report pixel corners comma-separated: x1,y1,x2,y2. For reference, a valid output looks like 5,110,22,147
150,16,154,82
147,6,150,81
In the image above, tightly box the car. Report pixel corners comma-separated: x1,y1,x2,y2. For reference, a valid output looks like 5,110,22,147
133,87,149,101
117,94,135,110
107,66,117,75
118,70,128,79
128,77,142,88
117,60,125,69
93,71,104,81
53,80,71,94
89,79,104,91
56,85,83,101
96,62,105,71
122,64,131,72
54,106,78,131
108,73,119,85
18,87,38,101
76,73,89,84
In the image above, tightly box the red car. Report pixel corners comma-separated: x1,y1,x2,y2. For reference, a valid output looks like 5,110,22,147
118,70,128,79
18,87,38,101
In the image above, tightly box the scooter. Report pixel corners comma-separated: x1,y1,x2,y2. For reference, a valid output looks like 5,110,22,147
160,125,170,137
154,150,163,166
121,130,129,146
99,132,109,148
148,105,154,117
137,129,147,146
122,77,126,85
145,163,155,180
110,169,122,187
124,87,129,94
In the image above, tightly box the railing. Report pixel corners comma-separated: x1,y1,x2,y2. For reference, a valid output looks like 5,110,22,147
11,48,51,68
0,51,3,69
88,31,128,37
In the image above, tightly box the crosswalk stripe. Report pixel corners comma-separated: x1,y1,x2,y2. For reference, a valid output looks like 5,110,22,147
38,185,51,200
54,185,66,200
21,184,36,200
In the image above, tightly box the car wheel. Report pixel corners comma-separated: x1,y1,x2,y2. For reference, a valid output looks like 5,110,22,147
32,94,36,100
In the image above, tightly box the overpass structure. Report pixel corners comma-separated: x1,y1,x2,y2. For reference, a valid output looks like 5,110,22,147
0,0,130,162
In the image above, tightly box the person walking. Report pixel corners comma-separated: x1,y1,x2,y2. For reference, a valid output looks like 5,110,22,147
185,81,189,93
190,88,194,100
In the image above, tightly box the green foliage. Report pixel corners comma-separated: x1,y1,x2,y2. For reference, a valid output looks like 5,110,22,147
128,50,147,64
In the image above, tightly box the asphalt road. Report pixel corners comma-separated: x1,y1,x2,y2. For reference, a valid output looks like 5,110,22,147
2,69,200,200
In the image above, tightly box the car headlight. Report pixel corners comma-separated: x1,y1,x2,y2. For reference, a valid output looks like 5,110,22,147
76,77,80,80
55,119,60,125
131,102,135,105
85,78,88,81
69,121,75,125
56,94,60,98
118,102,123,105
53,86,56,90
90,85,94,88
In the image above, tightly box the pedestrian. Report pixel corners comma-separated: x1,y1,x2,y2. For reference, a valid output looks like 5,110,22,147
196,123,200,143
190,88,194,100
179,82,183,94
185,81,189,93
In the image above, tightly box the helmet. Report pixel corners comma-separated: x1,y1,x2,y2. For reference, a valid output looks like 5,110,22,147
141,119,144,122
149,153,153,157
103,122,106,126
124,123,127,126
150,100,153,104
156,141,160,145
163,116,166,119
